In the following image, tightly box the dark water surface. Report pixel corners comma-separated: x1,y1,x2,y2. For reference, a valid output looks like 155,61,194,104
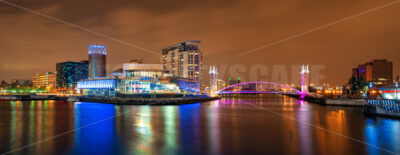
0,96,399,155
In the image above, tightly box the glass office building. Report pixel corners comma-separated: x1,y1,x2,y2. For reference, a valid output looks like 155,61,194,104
121,63,181,94
121,79,180,94
56,61,88,88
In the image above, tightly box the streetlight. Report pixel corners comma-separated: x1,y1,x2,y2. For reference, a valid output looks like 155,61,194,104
368,82,374,98
396,82,399,100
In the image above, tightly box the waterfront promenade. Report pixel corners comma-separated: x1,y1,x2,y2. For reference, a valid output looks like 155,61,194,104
79,96,220,105
302,95,400,119
0,94,220,105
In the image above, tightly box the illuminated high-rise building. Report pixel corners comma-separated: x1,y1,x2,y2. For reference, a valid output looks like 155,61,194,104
88,45,107,78
162,40,203,83
33,72,56,89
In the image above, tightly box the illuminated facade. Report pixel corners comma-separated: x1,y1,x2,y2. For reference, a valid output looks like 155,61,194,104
121,79,180,94
89,45,107,78
77,78,120,96
56,61,88,88
380,82,400,100
77,77,197,96
123,63,165,78
33,72,56,89
162,40,203,83
209,66,218,96
176,78,201,93
77,43,204,97
121,61,199,94
77,61,200,97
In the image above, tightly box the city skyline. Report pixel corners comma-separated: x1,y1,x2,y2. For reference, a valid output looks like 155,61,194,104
1,0,400,85
1,1,400,154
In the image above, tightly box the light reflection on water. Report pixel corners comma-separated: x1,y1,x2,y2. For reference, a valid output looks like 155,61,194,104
0,96,399,155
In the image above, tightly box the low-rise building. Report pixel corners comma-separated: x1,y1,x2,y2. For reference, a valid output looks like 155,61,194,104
33,72,56,90
10,79,32,87
380,82,400,100
77,78,120,97
77,62,200,97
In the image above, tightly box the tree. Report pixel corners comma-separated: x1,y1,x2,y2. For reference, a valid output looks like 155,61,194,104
0,80,8,87
348,76,367,96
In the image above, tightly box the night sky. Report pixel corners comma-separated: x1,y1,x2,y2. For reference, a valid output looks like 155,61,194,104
0,0,399,85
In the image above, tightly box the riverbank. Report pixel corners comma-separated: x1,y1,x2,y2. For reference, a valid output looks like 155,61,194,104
0,95,67,101
0,94,220,105
364,105,400,119
286,94,366,106
286,94,400,119
79,96,221,105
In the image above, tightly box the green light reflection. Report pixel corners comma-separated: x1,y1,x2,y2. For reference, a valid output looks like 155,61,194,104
162,106,178,154
134,106,153,154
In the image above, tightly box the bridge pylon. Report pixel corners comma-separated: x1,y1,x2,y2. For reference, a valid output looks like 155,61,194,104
300,64,309,95
209,66,218,97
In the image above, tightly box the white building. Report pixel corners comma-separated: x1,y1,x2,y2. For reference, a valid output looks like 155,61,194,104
161,40,203,83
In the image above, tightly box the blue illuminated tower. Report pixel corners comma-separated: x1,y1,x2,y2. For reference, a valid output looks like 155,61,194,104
88,45,107,78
